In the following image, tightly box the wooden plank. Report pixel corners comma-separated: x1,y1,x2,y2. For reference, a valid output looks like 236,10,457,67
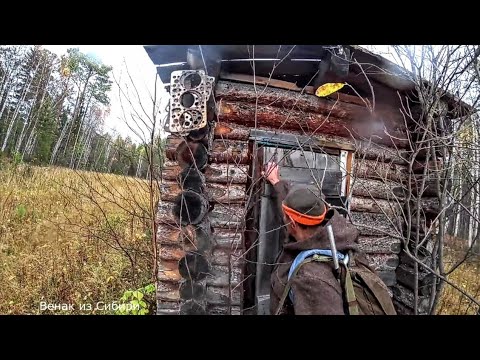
218,100,408,148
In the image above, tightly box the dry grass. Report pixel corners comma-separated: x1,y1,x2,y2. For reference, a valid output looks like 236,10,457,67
437,238,480,315
0,163,154,314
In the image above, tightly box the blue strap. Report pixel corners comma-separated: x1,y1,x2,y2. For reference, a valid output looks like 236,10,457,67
288,249,347,303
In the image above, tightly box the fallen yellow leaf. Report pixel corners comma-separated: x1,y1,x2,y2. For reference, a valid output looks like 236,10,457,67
315,83,345,97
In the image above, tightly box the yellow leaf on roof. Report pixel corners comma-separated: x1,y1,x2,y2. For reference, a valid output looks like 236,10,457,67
315,83,345,97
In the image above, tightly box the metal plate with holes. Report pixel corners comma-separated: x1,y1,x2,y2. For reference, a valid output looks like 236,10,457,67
167,70,215,134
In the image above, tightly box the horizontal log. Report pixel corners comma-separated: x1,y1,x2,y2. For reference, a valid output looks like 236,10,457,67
157,259,182,283
206,265,242,287
207,305,242,315
210,139,250,164
350,211,401,236
366,254,399,271
350,196,400,216
355,142,407,165
412,160,443,174
377,270,397,287
218,100,408,148
214,121,251,140
208,203,245,229
156,201,179,225
157,281,180,302
354,158,408,182
396,264,435,296
216,80,407,135
399,248,433,269
156,223,213,253
358,236,402,254
213,228,243,249
159,244,186,261
160,181,246,204
180,300,206,315
351,178,402,200
156,301,180,314
206,265,243,287
392,283,430,314
206,285,242,306
211,247,244,267
162,161,249,184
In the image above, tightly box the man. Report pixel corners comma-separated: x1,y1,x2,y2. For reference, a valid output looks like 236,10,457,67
262,161,388,315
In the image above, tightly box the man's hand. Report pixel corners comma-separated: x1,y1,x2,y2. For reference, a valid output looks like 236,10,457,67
262,161,280,185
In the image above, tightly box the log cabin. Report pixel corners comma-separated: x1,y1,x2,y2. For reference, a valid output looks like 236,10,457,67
144,45,472,315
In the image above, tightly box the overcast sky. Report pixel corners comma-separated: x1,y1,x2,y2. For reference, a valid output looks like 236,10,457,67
44,45,167,142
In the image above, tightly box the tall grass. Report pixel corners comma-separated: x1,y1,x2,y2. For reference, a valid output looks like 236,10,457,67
0,162,154,314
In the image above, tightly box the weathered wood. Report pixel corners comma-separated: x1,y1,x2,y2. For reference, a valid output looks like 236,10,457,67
207,305,242,315
392,283,430,314
354,158,408,182
210,139,250,165
377,271,397,287
162,161,249,184
218,100,408,148
158,259,182,283
355,141,407,165
211,247,244,267
351,178,402,200
412,160,443,174
179,280,206,300
396,264,435,296
206,265,243,287
180,300,206,315
178,166,205,193
206,285,242,305
366,253,399,271
358,236,402,254
156,301,180,315
159,244,186,261
219,72,368,107
399,248,433,269
350,211,401,236
172,191,209,225
213,229,243,249
178,252,210,281
350,196,400,216
161,181,246,204
156,223,213,253
214,121,251,140
155,201,178,225
216,80,404,129
164,136,208,169
208,203,245,229
157,281,180,302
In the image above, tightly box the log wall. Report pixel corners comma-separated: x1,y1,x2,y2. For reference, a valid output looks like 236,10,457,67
156,78,437,315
